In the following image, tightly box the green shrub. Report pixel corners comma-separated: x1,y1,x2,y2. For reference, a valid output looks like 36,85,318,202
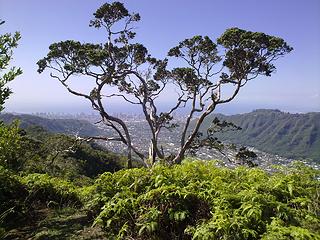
20,173,82,207
89,160,320,239
1,168,84,234
0,121,23,170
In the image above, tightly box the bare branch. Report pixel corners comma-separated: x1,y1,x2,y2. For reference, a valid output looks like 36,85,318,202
103,93,140,105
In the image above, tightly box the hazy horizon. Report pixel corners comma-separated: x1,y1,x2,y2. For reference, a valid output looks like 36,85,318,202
2,102,319,116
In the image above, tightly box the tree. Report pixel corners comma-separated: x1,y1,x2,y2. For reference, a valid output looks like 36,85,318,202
235,147,258,167
0,21,23,170
188,117,242,161
37,2,292,167
0,20,22,112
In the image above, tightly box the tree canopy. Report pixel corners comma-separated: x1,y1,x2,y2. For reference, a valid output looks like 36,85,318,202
0,20,22,112
38,1,292,168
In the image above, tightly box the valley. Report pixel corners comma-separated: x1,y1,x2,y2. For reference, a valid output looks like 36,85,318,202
2,110,319,170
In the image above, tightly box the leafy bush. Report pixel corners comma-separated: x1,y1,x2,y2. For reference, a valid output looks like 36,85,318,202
0,121,23,170
89,160,320,239
1,167,85,238
20,173,82,207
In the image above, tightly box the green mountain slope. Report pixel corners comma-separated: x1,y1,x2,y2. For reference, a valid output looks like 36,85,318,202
0,113,102,136
199,109,320,161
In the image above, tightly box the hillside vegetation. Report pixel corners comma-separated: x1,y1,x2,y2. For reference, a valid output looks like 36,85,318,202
200,110,320,161
1,118,319,239
0,123,125,181
1,160,320,239
0,113,102,137
1,120,319,239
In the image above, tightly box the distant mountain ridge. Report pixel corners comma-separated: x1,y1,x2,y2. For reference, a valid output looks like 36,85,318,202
200,109,320,161
2,110,320,162
0,113,102,137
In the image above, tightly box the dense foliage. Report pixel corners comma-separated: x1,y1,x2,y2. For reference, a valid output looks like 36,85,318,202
2,159,319,239
0,123,126,238
200,109,320,161
1,124,125,179
86,160,320,239
0,121,23,170
0,166,82,238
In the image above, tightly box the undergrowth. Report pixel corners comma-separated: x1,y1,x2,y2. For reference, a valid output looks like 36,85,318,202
1,160,320,239
0,167,82,238
88,160,320,239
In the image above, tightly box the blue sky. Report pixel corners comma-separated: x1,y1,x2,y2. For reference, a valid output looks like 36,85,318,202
1,0,319,114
